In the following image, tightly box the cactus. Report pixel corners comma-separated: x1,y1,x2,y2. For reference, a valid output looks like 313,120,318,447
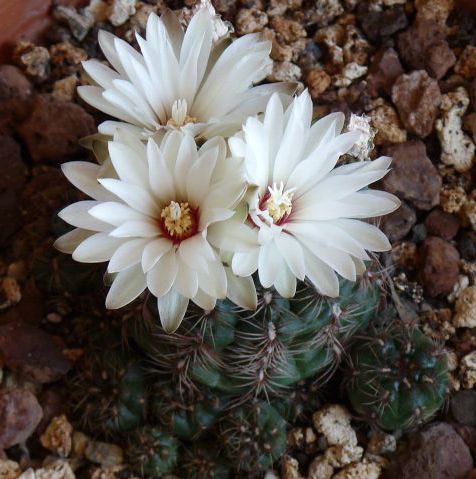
344,322,448,431
127,426,179,478
180,444,232,479
71,342,148,436
219,400,287,476
134,270,382,403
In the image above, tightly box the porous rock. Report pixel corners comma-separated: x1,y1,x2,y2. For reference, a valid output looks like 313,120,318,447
366,48,404,97
381,201,416,242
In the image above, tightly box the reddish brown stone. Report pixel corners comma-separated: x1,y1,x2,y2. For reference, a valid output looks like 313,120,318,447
392,70,442,138
418,237,460,297
0,388,43,449
0,64,32,133
360,6,408,42
424,208,460,240
382,141,442,211
471,79,476,111
19,93,95,163
0,189,22,248
385,423,473,479
397,19,446,70
0,321,72,383
367,48,404,97
454,424,476,459
381,201,417,242
425,40,456,79
0,136,26,193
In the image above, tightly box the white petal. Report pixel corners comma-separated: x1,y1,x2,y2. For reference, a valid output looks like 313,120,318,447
304,252,339,297
54,228,95,254
174,258,199,298
178,234,215,273
106,264,147,309
275,233,305,281
147,250,178,297
146,138,175,203
108,141,149,187
108,238,150,273
274,262,296,298
73,232,126,263
142,237,173,272
225,267,257,310
89,202,148,226
331,219,392,252
258,241,281,288
109,220,159,238
207,221,258,253
58,201,111,231
157,289,189,333
231,248,259,277
192,289,217,311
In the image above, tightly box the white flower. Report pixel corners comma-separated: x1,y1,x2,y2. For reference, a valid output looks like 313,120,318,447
54,129,255,332
78,6,293,139
212,91,400,298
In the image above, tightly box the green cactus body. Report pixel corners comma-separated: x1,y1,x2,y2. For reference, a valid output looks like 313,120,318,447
220,401,287,476
128,426,179,478
71,346,147,435
180,444,232,479
150,384,227,440
345,324,448,431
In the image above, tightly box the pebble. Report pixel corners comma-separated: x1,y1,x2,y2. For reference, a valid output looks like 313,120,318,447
418,236,460,297
311,0,344,27
397,20,446,71
424,208,460,240
52,75,78,102
0,388,43,449
471,79,476,110
13,42,51,81
282,455,304,479
366,48,404,97
440,185,467,213
451,390,476,426
392,70,442,138
460,351,476,389
455,45,476,80
0,65,32,132
269,16,306,43
415,0,454,25
19,94,95,163
0,189,22,248
40,415,73,457
436,87,475,173
0,460,21,479
0,277,21,311
332,460,381,479
0,322,72,384
53,4,95,41
381,201,416,242
459,231,476,261
267,61,301,82
425,40,456,79
370,103,407,144
236,8,268,34
35,460,75,479
306,69,331,98
381,141,442,211
421,307,455,340
385,423,473,479
313,404,357,447
85,441,124,468
454,286,476,328
109,0,136,27
360,6,408,42
0,136,27,193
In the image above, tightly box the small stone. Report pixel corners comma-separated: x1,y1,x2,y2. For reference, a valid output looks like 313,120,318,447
235,8,268,34
40,415,73,457
471,79,476,110
52,75,78,102
421,307,455,340
306,69,331,98
53,4,95,41
425,40,456,79
367,432,397,455
366,48,404,97
0,189,22,248
313,404,357,447
385,423,473,479
72,431,90,459
451,390,476,426
0,322,72,384
281,455,303,479
397,20,446,71
392,70,442,138
345,114,375,160
455,45,476,80
311,0,344,27
342,25,370,66
370,103,407,145
35,460,75,479
17,470,35,479
436,87,475,173
267,61,301,82
381,201,416,242
13,42,50,81
0,460,21,479
0,136,26,193
85,441,124,468
424,208,460,239
392,242,418,270
109,0,136,26
360,7,408,42
440,185,467,213
448,275,470,303
461,352,476,390
0,388,43,449
415,0,455,25
459,231,476,261
269,16,306,43
418,237,460,297
324,444,363,468
19,94,95,163
381,141,442,211
307,456,333,479
333,62,367,87
332,460,381,479
454,286,476,328
464,112,476,143
0,277,21,311
0,65,32,132
267,0,302,16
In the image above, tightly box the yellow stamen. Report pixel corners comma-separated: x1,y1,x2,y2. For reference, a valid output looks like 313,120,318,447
265,182,295,223
160,201,194,238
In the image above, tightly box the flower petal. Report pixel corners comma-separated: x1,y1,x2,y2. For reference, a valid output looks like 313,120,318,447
106,264,147,309
157,289,189,333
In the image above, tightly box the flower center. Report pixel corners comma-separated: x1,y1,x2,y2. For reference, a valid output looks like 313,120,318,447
166,99,198,127
159,201,198,243
264,182,295,224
